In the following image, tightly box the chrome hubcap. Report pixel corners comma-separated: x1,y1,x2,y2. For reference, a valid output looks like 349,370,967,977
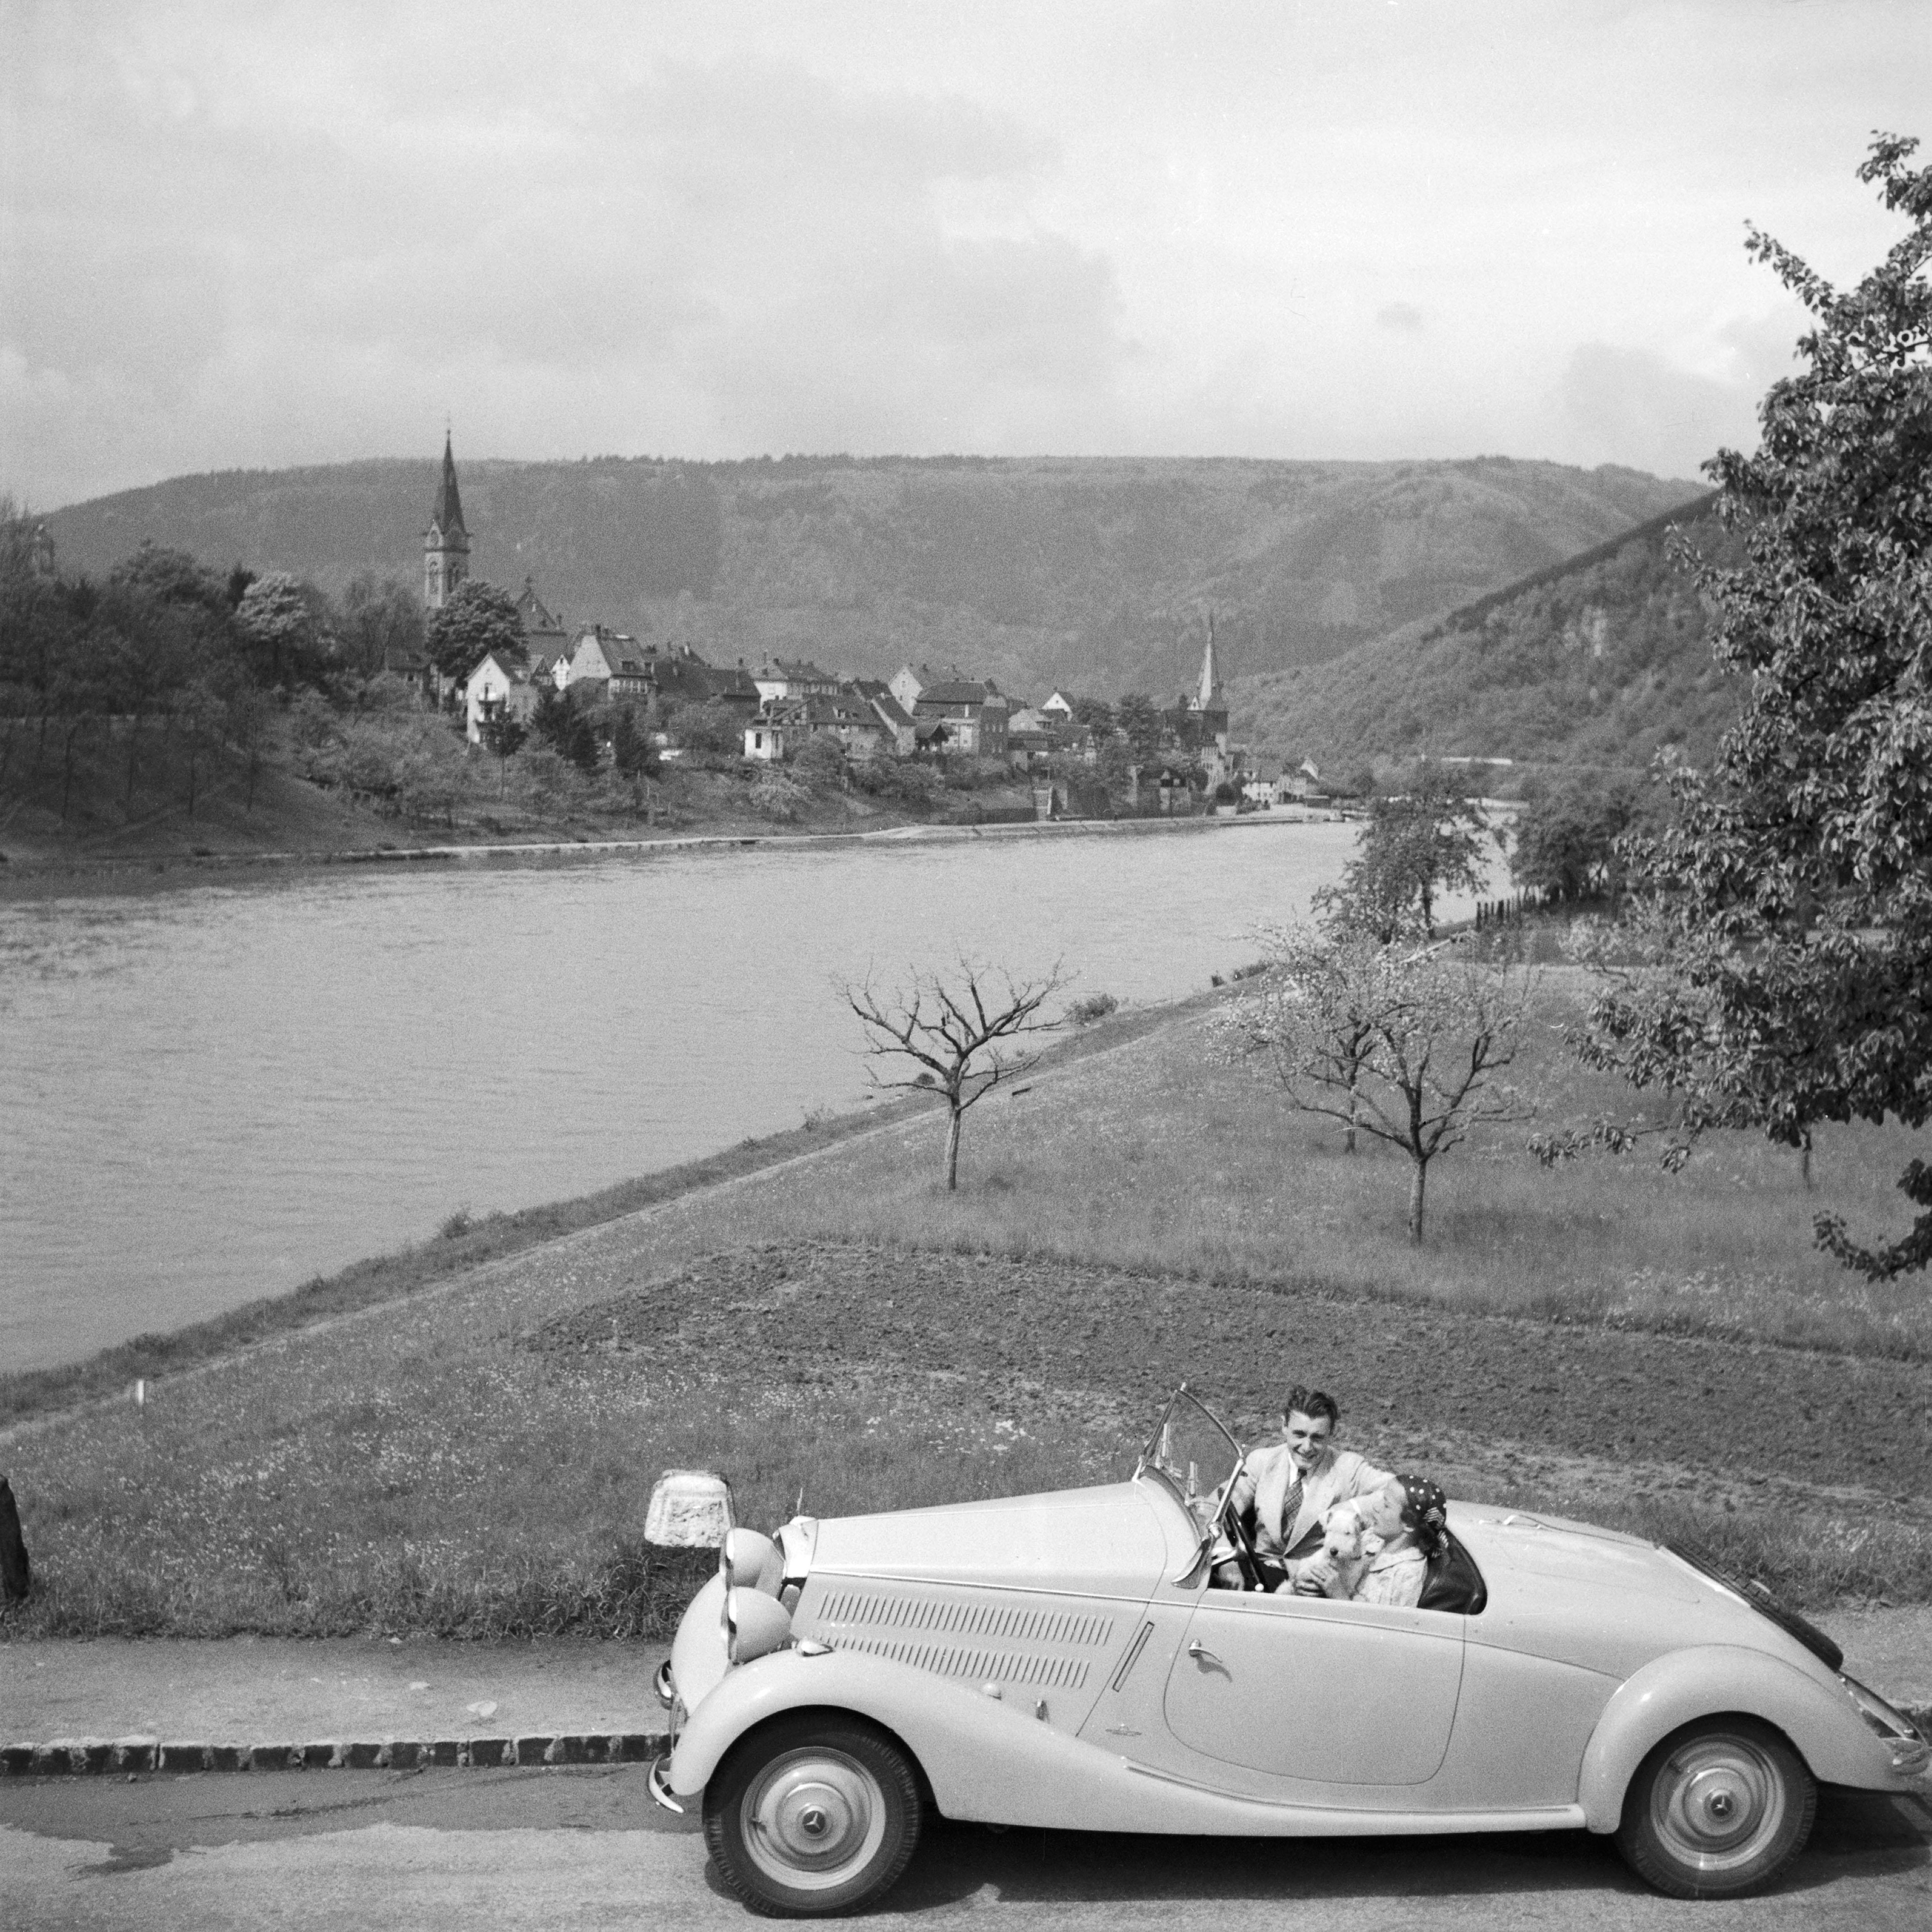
741,1749,887,1891
1652,1736,1785,1872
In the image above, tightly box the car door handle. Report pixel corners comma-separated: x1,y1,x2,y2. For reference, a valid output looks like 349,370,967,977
1187,1640,1224,1668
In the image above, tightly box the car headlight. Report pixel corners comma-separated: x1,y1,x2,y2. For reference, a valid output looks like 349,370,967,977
724,1584,793,1665
719,1527,784,1595
1842,1675,1931,1774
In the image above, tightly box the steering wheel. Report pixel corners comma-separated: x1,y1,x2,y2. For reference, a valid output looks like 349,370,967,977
1214,1478,1266,1591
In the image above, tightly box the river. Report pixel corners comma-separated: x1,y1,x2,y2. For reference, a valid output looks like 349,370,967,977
0,821,1376,1371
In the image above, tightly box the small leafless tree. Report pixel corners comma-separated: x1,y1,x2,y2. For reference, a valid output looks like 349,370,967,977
1218,927,1532,1242
845,959,1070,1190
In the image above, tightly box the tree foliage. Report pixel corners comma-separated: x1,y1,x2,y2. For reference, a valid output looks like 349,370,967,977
424,579,525,682
1510,780,1644,901
1582,134,1932,1276
1115,691,1165,769
1317,763,1488,937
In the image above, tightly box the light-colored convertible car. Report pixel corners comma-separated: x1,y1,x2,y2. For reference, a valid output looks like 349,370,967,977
652,1388,1928,1916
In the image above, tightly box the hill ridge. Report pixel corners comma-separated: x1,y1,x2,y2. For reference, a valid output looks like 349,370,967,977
42,454,1704,705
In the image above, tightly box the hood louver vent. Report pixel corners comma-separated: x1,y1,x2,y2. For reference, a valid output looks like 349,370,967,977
807,1588,1116,1689
831,1636,1093,1688
816,1590,1114,1648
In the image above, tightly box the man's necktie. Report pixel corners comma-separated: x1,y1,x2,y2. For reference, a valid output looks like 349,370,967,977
1279,1473,1304,1547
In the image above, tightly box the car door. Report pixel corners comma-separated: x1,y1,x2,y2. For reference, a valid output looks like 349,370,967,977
1163,1589,1465,1786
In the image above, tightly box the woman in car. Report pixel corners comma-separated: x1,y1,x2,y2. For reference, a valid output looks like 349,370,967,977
1351,1475,1451,1606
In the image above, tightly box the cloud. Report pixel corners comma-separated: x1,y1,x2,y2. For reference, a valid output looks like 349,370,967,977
1553,342,1765,479
1376,302,1424,333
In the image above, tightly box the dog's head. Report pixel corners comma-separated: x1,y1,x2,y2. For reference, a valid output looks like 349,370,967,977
1321,1499,1369,1565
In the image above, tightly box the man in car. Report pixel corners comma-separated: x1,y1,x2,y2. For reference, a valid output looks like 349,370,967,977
1214,1386,1396,1593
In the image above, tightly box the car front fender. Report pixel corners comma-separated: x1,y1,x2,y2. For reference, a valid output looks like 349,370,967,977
666,1647,1301,1835
1577,1644,1892,1832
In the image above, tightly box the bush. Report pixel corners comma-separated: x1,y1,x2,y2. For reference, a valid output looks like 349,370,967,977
1067,992,1119,1025
794,733,847,785
749,768,810,821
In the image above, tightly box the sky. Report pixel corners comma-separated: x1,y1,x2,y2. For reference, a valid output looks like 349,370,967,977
2,0,1926,508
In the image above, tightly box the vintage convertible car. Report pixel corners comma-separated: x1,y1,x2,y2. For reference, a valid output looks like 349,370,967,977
652,1388,1928,1916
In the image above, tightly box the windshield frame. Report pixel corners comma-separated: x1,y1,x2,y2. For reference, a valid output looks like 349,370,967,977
1135,1385,1247,1581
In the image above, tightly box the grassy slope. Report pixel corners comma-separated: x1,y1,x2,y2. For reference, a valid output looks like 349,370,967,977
3,983,1927,1640
1239,502,1743,779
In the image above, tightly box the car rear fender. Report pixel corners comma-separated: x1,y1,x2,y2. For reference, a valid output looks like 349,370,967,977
1578,1644,1884,1831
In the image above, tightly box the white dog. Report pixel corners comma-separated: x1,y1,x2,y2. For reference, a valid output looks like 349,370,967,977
1315,1496,1380,1600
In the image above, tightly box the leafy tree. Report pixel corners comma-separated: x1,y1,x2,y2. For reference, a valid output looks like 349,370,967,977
1068,694,1115,739
844,961,1069,1189
609,704,656,782
663,697,746,758
1216,929,1532,1241
236,571,334,688
1510,781,1642,901
336,574,424,678
425,579,525,683
1317,763,1488,937
1582,133,1932,1277
530,683,600,774
1116,691,1165,769
479,707,529,795
794,731,847,785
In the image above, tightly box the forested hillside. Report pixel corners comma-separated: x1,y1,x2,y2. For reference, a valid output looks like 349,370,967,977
1242,497,1744,783
43,454,1701,703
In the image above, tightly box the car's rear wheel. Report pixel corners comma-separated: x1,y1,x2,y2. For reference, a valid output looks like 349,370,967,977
703,1715,922,1917
1614,1717,1815,1899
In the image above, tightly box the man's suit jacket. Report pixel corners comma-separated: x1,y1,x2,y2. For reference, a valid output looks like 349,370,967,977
1232,1440,1394,1562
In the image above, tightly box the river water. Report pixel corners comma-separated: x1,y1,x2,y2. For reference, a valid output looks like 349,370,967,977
0,821,1371,1371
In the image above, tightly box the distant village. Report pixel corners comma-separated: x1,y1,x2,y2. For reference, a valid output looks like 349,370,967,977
418,439,1326,817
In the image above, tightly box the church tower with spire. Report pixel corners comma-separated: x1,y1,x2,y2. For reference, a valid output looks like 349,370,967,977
1188,610,1230,746
422,432,471,611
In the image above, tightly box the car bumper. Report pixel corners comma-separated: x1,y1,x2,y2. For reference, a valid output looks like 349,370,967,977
647,1751,685,1815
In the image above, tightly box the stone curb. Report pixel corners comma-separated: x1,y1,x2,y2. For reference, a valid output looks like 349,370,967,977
1,1726,670,1778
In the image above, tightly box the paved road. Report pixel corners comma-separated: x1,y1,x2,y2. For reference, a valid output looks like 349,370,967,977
3,1767,1927,1929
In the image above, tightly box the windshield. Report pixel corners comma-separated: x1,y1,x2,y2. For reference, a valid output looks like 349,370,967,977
1136,1387,1245,1546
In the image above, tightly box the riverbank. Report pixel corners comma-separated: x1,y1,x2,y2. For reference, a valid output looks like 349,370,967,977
0,803,1345,903
2,979,1927,1641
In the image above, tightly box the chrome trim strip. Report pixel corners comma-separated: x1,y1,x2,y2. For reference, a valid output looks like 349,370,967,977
1121,1761,1585,1829
1111,1620,1156,1692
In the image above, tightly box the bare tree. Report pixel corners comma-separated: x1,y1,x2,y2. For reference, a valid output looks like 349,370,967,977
1218,929,1532,1242
845,960,1069,1190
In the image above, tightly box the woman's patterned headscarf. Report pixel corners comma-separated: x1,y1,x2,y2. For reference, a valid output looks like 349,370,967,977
1397,1475,1450,1558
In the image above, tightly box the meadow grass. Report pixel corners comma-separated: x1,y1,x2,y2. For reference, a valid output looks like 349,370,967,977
661,986,1932,1362
4,978,1928,1641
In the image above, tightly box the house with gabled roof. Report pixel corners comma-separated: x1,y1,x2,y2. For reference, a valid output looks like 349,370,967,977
752,657,841,703
745,692,885,761
846,678,918,755
463,647,538,742
515,576,569,659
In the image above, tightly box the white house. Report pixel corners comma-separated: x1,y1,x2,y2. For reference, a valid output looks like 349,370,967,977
463,649,537,742
1040,690,1076,724
744,716,790,761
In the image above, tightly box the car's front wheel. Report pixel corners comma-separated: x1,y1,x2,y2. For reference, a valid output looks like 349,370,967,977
1614,1717,1816,1898
703,1715,922,1917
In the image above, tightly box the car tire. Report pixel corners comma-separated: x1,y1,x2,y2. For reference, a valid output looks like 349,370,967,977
703,1715,922,1917
1614,1716,1816,1899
